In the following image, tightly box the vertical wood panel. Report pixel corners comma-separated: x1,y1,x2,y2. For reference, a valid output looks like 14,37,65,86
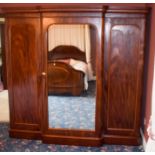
108,25,140,129
8,17,41,130
104,16,145,136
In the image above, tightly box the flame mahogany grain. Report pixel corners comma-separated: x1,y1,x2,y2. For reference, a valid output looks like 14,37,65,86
2,5,149,146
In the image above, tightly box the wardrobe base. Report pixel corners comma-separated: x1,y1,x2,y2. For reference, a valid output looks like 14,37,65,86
9,129,42,140
9,129,141,146
102,135,141,146
42,134,102,146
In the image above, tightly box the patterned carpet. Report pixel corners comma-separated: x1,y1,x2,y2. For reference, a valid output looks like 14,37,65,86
48,81,96,130
0,123,144,152
48,95,95,129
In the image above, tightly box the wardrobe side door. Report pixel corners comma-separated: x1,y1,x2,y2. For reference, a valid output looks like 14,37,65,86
103,14,146,142
6,17,42,133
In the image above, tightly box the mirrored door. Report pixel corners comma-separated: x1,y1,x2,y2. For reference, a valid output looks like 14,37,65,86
47,24,97,130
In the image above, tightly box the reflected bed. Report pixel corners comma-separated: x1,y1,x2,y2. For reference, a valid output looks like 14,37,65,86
48,45,88,96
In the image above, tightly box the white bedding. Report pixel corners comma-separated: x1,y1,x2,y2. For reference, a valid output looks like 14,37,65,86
69,59,88,90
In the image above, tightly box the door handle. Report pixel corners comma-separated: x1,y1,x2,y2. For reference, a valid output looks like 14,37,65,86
41,72,46,76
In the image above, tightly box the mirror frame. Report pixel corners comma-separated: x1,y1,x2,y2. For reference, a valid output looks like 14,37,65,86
41,11,104,146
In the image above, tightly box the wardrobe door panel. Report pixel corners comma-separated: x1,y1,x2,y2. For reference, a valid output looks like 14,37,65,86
104,16,145,138
7,17,41,131
109,25,140,129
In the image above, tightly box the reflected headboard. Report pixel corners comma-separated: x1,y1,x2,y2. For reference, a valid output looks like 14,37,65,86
48,45,86,62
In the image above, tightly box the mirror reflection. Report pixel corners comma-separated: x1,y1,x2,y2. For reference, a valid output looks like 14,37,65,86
47,24,96,130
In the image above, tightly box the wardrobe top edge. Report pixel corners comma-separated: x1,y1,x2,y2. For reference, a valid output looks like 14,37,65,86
0,5,150,14
107,6,149,14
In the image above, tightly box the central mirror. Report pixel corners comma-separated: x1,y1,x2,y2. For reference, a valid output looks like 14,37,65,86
47,24,96,130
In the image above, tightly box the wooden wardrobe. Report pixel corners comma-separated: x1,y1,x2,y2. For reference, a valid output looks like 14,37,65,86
2,5,148,146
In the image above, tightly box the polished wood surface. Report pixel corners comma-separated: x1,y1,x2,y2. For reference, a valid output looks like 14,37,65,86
3,5,148,146
48,62,84,95
6,16,42,132
42,134,102,146
103,12,146,143
102,135,141,145
1,4,106,13
107,6,148,13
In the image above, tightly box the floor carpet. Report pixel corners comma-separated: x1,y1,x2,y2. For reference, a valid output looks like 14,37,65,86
0,123,144,152
48,81,96,130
